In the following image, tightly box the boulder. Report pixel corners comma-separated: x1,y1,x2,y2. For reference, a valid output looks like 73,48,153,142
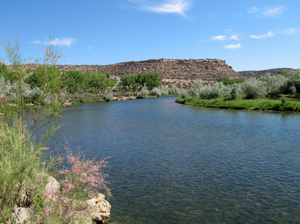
44,175,60,193
10,207,33,224
87,193,111,223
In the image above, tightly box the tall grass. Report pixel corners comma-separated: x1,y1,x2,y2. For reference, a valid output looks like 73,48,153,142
0,36,111,223
0,123,44,221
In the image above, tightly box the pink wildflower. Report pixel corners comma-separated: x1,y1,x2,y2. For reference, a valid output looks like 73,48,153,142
44,206,52,216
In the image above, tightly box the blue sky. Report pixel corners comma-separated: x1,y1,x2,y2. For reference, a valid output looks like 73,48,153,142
1,0,300,71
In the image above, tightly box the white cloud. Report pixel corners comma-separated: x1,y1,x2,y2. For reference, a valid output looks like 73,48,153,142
247,5,260,14
250,31,275,39
88,46,93,50
211,35,239,41
262,6,284,17
279,28,300,35
32,38,77,47
229,35,239,40
212,35,226,41
129,0,192,17
224,43,241,49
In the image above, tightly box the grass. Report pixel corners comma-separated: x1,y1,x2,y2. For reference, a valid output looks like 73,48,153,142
175,97,300,112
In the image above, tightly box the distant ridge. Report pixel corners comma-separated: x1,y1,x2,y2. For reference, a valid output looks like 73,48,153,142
238,68,298,78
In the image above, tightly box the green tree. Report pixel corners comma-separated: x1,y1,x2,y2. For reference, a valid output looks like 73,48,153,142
120,74,137,91
86,72,116,93
143,72,162,90
63,70,85,93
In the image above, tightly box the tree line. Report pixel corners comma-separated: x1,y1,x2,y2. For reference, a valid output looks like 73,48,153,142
0,62,168,103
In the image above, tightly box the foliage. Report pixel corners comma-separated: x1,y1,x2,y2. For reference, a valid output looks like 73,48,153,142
0,36,110,223
119,72,162,91
218,77,244,85
240,78,267,99
32,145,110,223
104,92,114,101
151,86,168,96
62,70,85,94
168,85,181,95
0,124,42,221
85,72,116,93
0,62,11,81
175,97,300,111
188,79,204,99
257,74,287,97
137,86,149,99
120,74,138,92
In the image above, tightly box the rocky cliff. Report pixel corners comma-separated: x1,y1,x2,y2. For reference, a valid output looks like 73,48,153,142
54,59,242,81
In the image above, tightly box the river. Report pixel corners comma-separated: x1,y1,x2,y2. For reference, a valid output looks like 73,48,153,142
44,95,300,223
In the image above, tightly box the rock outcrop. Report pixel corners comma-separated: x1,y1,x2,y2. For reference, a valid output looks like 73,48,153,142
53,59,242,81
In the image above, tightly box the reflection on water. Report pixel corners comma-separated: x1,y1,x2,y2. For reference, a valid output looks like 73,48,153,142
44,96,300,223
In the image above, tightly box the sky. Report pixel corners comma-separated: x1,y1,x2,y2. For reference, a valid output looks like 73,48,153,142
0,0,300,71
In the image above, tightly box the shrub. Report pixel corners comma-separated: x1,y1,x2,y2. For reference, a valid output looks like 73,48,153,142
257,74,287,96
218,77,244,85
0,124,44,222
151,87,168,96
33,145,110,223
137,87,149,98
201,85,221,100
104,92,113,101
240,78,267,99
189,79,204,99
180,89,189,98
168,85,180,95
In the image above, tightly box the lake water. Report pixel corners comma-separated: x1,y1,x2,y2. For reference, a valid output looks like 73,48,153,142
44,96,300,223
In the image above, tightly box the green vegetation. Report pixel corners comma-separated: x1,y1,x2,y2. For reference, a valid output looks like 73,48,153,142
0,37,110,223
0,60,174,104
176,97,300,111
119,72,162,92
218,77,244,85
176,73,300,112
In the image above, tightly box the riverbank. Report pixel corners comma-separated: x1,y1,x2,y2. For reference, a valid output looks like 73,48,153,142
68,93,174,105
175,96,300,112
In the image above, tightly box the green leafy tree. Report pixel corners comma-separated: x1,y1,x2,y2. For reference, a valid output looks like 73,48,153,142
143,72,162,90
86,72,116,93
120,74,137,91
63,70,85,94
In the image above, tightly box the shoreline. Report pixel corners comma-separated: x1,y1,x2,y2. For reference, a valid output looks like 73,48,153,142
175,97,300,113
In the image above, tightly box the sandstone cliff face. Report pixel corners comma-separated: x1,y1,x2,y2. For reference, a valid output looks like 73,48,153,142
54,59,242,81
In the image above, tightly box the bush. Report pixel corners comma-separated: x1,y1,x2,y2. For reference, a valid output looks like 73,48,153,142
104,92,113,101
240,78,267,99
200,85,221,99
168,85,181,95
257,74,287,96
218,77,244,85
32,145,110,223
189,79,204,99
137,87,149,98
0,124,44,221
151,87,168,96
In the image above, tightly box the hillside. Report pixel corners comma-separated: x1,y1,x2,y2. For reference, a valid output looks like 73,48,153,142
55,59,242,80
238,68,298,78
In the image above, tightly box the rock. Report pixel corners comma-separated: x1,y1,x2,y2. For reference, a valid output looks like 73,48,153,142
87,193,111,223
24,58,244,83
38,173,60,193
10,207,33,224
44,175,60,193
